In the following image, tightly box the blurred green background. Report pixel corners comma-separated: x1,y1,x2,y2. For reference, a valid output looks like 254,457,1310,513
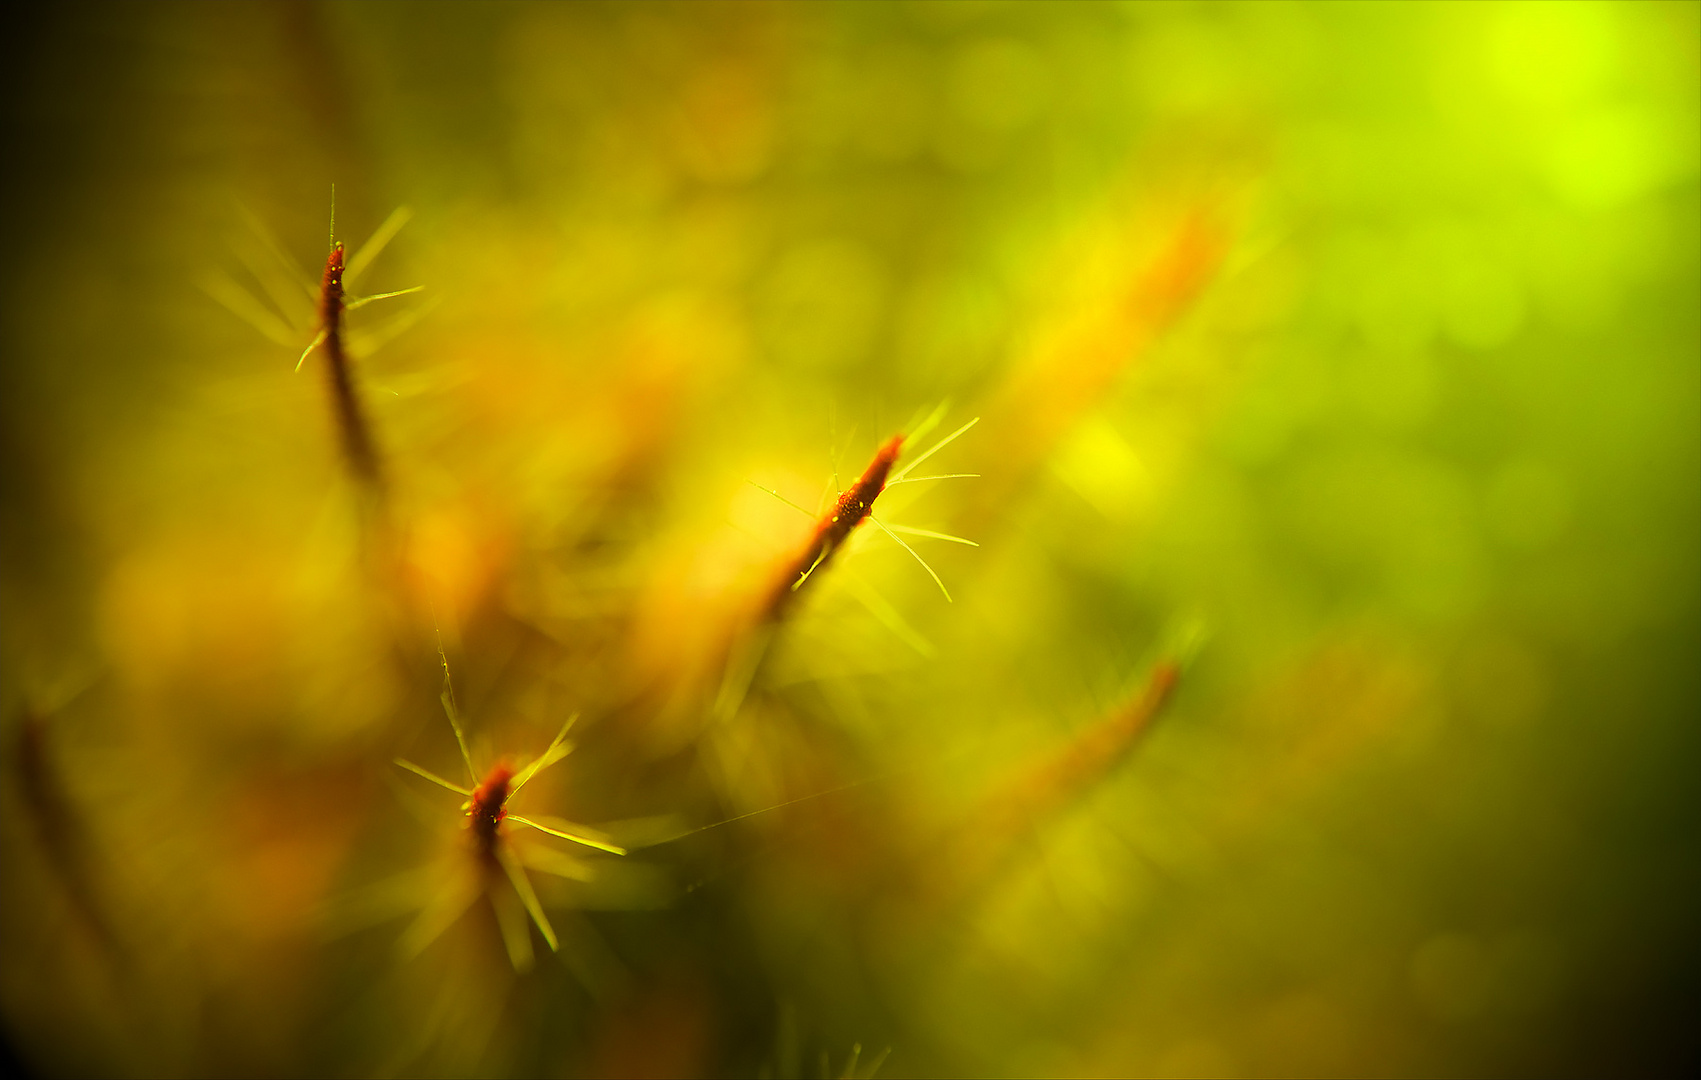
1,2,1696,1076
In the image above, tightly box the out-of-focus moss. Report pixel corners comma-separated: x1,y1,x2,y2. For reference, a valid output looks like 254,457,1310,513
1,2,1695,1076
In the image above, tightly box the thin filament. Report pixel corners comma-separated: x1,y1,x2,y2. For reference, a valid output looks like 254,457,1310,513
870,516,952,601
345,285,425,311
346,205,413,286
434,632,478,784
890,416,979,483
497,844,559,952
393,758,471,796
884,473,980,487
507,814,628,855
747,481,816,520
884,524,978,546
294,329,326,372
511,713,579,793
905,401,950,446
791,546,830,592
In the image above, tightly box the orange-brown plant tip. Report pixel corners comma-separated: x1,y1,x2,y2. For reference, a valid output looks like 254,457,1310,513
321,246,345,311
762,434,907,619
468,763,514,846
863,434,904,494
828,434,903,524
471,763,514,812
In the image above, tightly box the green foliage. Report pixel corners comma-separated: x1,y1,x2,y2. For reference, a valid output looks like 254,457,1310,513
1,2,1696,1076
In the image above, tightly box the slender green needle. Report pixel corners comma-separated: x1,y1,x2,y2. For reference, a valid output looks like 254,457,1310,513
512,740,574,792
294,329,326,372
346,205,413,285
233,241,314,327
905,401,950,445
519,845,594,881
712,625,771,722
830,422,859,495
397,869,480,958
489,881,535,971
748,480,816,519
884,473,980,487
347,293,439,356
885,524,978,546
845,572,934,656
497,844,558,952
508,814,628,855
792,545,830,591
434,635,478,783
891,416,978,483
200,274,297,346
640,775,881,846
512,713,579,792
394,758,472,796
236,200,316,302
345,285,425,311
870,516,952,601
